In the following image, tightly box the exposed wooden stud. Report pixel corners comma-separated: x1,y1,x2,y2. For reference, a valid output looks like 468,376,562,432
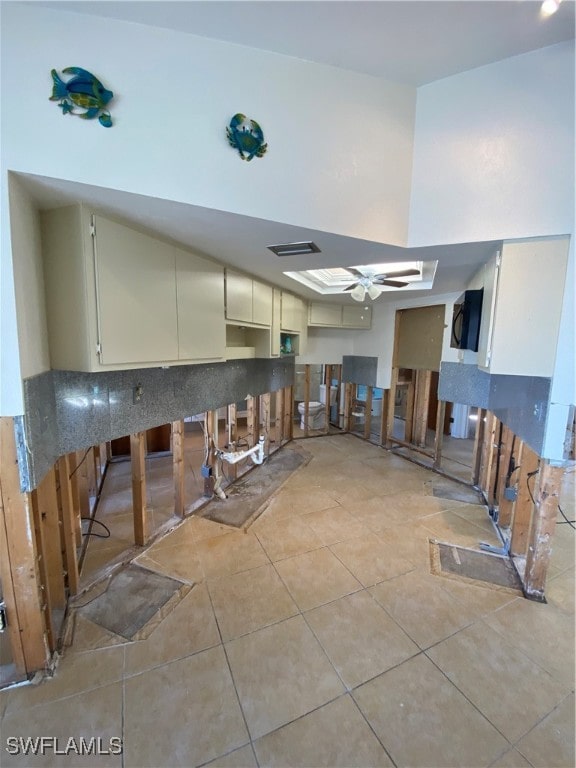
205,410,217,492
303,364,311,436
387,436,435,460
433,400,446,469
385,367,399,448
413,369,432,448
29,488,55,652
68,453,82,548
494,426,515,527
479,413,498,502
364,385,373,441
227,403,239,477
130,431,148,546
343,383,353,433
523,462,565,600
471,408,487,486
172,420,185,518
287,385,294,440
35,468,66,610
274,389,283,446
75,449,91,529
247,396,256,448
379,389,389,447
404,370,416,443
324,365,332,435
0,418,49,673
510,443,540,557
56,455,79,596
261,393,271,454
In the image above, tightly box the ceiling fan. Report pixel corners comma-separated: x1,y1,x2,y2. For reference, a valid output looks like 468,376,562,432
344,267,421,301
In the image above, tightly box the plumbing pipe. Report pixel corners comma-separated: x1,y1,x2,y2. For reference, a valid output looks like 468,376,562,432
217,436,265,466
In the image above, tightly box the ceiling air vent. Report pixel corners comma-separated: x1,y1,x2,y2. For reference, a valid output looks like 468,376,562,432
267,241,321,256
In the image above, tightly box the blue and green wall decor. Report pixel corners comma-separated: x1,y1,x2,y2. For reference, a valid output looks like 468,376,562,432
226,114,267,161
50,67,114,127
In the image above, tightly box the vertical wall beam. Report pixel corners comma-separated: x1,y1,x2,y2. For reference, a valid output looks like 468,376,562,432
364,386,373,441
324,365,332,435
172,420,185,518
227,403,238,478
413,370,432,448
385,368,398,448
275,389,284,446
0,418,49,674
524,462,565,600
261,393,271,454
56,455,79,596
494,426,515,526
205,411,217,493
378,389,388,447
34,468,66,610
130,431,148,546
247,397,256,448
303,364,310,436
510,444,540,557
433,400,447,469
471,408,487,486
404,370,416,443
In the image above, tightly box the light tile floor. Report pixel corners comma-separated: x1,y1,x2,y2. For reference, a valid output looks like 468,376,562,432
1,435,574,768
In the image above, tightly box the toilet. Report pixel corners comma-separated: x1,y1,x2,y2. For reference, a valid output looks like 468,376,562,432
298,385,338,430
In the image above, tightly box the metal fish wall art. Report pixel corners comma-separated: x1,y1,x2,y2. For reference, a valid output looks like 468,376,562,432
50,67,114,127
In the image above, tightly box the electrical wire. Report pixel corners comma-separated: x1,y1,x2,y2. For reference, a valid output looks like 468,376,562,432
69,448,91,479
81,517,111,538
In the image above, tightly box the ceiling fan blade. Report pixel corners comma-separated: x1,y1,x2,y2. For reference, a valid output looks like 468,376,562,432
377,279,409,288
345,267,365,278
375,268,420,279
343,282,359,291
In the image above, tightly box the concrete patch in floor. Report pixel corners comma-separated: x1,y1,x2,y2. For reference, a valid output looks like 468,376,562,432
201,445,312,528
78,564,190,640
430,540,523,595
431,481,485,505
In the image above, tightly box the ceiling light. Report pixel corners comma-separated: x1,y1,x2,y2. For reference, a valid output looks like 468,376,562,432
541,0,561,16
367,284,383,300
351,285,366,302
267,241,321,256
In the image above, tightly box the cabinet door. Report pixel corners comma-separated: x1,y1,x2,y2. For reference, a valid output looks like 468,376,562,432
309,303,343,326
342,305,372,328
271,288,281,356
94,215,179,365
281,292,296,330
176,249,225,361
252,280,273,325
226,271,253,323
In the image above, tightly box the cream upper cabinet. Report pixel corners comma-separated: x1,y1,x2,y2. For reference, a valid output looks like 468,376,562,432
271,288,281,356
477,237,569,376
308,301,372,329
225,270,272,326
41,204,226,371
309,303,343,326
281,291,305,332
176,248,226,361
342,305,372,329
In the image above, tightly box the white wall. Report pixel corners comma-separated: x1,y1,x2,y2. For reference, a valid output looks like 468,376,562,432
1,5,415,245
409,41,575,246
0,3,416,414
298,327,355,365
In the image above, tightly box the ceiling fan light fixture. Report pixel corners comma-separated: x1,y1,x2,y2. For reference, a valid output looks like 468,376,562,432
367,284,383,300
351,284,366,302
267,241,321,256
541,0,561,15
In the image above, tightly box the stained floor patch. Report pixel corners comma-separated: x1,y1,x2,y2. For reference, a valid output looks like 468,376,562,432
430,540,523,594
201,445,311,528
79,564,189,639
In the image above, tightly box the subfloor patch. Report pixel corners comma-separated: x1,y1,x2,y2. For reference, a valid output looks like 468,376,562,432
78,564,190,640
201,445,311,528
432,481,484,505
430,539,523,595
